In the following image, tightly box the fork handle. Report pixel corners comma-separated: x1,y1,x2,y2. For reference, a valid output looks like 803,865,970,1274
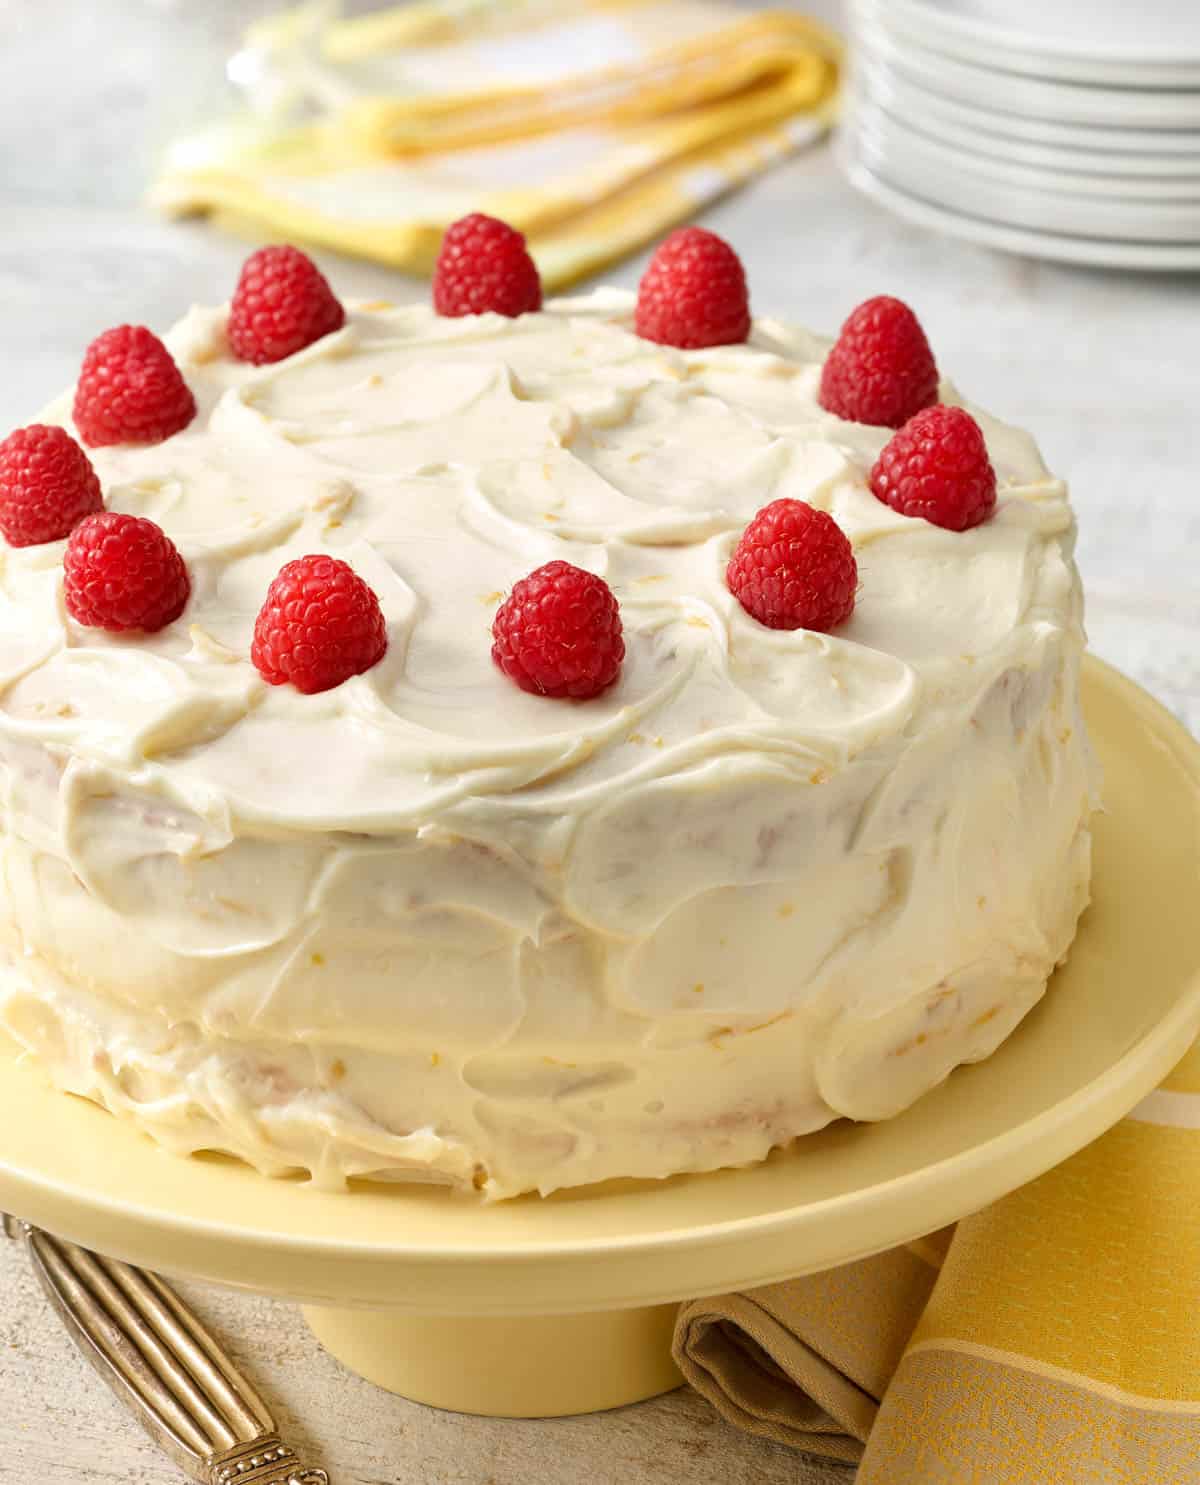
5,1217,328,1485
211,1438,330,1485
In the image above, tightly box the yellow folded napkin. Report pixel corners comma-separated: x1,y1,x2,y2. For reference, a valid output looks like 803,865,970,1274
150,0,840,289
676,1037,1200,1481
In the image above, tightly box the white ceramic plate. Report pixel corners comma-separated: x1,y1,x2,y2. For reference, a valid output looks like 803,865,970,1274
858,59,1200,158
852,99,1200,202
852,140,1200,243
854,0,1200,88
853,122,1200,240
838,140,1200,271
859,26,1200,130
870,99,1200,181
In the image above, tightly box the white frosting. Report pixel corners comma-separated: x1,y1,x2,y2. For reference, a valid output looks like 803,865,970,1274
0,290,1095,1197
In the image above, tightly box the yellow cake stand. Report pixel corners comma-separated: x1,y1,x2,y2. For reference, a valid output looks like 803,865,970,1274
0,657,1198,1418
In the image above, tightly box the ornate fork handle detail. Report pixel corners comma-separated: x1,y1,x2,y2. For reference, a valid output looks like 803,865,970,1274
4,1216,329,1485
213,1438,330,1485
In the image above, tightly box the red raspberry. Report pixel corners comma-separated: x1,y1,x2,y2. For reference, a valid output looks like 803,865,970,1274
64,511,190,632
227,245,346,365
73,326,196,448
870,405,997,532
252,554,388,694
727,499,857,632
492,560,624,700
634,226,750,350
0,425,103,547
433,213,542,319
818,296,938,429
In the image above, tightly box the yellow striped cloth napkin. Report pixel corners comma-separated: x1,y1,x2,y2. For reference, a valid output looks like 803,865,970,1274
149,0,840,289
676,1037,1200,1481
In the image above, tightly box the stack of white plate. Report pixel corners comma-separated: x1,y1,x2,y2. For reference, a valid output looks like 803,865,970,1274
841,0,1200,270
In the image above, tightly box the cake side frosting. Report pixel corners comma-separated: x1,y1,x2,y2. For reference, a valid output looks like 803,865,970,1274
0,291,1095,1196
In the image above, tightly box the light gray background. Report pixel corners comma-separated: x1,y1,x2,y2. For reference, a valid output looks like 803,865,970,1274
0,2,1197,1481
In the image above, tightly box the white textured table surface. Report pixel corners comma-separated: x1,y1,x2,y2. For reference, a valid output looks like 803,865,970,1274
1,2,1198,1482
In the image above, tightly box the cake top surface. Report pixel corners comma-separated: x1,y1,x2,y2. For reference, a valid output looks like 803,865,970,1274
3,289,1077,873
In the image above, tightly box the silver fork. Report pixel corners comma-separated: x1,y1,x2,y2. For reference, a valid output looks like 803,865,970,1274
4,1215,329,1485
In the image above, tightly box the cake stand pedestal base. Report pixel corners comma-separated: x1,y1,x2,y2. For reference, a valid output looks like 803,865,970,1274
301,1302,683,1416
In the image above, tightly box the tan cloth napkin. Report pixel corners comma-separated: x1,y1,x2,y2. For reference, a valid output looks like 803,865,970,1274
675,1041,1200,1481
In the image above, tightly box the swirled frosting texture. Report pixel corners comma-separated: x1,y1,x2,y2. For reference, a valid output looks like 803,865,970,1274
0,291,1094,1197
